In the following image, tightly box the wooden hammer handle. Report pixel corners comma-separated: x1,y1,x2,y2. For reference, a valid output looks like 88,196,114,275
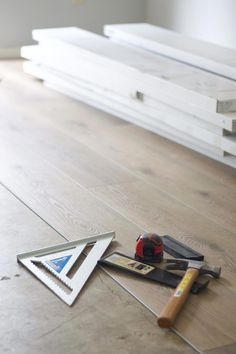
158,268,199,328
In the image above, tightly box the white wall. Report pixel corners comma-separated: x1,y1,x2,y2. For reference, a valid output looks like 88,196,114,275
0,0,145,54
3,0,235,56
147,0,236,49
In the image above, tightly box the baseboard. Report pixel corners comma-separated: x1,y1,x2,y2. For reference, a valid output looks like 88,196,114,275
0,47,21,59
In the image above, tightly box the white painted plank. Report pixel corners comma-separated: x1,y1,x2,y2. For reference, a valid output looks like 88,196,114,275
43,82,236,168
104,23,236,81
23,61,236,164
21,44,236,132
29,27,236,113
28,63,236,156
23,59,224,137
23,61,223,158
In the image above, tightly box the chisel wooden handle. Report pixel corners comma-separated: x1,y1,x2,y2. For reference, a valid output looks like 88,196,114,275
158,268,199,328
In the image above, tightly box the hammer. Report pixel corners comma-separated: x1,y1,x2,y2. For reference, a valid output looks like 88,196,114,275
158,259,221,328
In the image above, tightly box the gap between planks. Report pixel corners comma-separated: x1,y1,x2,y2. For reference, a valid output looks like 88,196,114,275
0,180,202,354
0,185,196,354
0,62,236,350
0,134,236,351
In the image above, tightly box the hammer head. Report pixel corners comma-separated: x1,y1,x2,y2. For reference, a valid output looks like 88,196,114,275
164,259,221,278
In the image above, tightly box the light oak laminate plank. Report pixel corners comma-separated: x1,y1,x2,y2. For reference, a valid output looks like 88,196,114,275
1,62,236,351
0,144,140,246
69,121,236,233
0,102,134,190
122,123,236,189
89,179,236,281
1,82,236,239
2,62,236,236
31,92,236,190
24,94,236,235
205,342,236,354
1,185,192,354
0,141,236,352
0,103,235,352
1,86,236,275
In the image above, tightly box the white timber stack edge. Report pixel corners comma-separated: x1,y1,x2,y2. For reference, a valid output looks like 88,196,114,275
22,60,236,168
30,27,236,114
20,27,236,168
22,61,227,159
21,45,236,134
104,23,236,81
21,44,236,133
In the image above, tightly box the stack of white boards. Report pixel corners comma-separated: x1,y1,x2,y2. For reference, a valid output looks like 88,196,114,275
21,26,236,168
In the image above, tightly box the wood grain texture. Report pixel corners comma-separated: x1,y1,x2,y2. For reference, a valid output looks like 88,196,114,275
0,104,134,190
0,144,139,247
205,343,236,354
2,141,229,352
89,180,236,279
127,126,236,190
0,186,194,354
1,79,236,237
38,94,236,190
1,60,236,352
30,94,236,235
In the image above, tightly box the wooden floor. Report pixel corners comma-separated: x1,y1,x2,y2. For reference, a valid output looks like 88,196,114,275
1,60,236,354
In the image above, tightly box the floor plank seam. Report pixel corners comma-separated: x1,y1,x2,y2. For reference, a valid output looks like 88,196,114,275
0,178,201,353
0,180,69,243
99,268,202,354
44,159,149,232
1,61,235,354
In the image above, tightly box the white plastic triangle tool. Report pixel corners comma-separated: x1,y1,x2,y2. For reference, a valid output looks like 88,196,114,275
17,231,115,306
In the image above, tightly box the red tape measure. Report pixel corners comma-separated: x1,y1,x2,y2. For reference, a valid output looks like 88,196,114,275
135,233,163,263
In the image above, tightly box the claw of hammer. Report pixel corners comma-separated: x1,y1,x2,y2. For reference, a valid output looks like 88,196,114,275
163,259,221,278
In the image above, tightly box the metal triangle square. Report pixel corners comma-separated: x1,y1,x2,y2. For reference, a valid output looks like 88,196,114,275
17,231,115,305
